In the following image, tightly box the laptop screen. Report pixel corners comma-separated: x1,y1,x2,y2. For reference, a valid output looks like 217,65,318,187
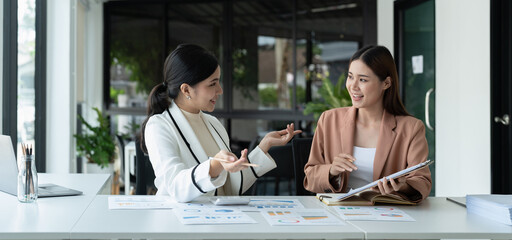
0,135,20,195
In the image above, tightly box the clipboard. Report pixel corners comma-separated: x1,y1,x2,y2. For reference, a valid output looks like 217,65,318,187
334,159,434,201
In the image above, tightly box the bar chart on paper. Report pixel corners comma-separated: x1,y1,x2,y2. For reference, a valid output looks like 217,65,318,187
261,209,344,226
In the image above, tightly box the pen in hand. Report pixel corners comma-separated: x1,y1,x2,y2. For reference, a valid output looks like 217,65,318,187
208,157,259,167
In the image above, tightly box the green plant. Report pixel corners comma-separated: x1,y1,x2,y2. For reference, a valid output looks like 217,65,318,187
259,85,306,107
74,108,116,169
303,73,352,121
110,87,125,104
120,121,141,141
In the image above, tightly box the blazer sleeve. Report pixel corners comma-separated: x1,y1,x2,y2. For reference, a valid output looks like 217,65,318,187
303,112,344,193
145,116,227,202
403,120,432,201
240,146,277,193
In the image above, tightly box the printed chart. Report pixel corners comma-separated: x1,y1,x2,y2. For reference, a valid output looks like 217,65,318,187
261,209,345,226
173,208,257,225
333,206,415,221
238,199,305,211
108,196,175,209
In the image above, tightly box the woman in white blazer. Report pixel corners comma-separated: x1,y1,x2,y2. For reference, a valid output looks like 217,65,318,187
141,44,301,202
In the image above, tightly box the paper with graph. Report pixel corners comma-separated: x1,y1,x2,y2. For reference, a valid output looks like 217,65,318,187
261,209,345,226
333,206,415,221
173,207,256,224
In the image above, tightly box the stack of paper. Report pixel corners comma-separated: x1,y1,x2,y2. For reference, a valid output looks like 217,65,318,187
466,194,512,225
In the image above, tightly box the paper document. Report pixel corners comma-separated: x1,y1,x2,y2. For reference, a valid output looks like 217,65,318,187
336,159,433,201
261,209,345,226
238,199,305,211
174,207,256,225
108,196,175,210
333,206,415,221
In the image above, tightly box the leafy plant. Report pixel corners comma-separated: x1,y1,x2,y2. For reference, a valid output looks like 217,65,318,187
119,121,141,141
303,73,352,121
74,108,116,169
259,85,306,107
110,87,125,104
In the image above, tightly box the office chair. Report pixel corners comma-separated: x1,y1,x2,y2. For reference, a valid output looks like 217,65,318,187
291,138,315,196
249,144,295,195
134,137,156,195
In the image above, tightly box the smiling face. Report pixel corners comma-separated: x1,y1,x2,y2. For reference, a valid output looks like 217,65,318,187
346,60,390,110
186,66,223,112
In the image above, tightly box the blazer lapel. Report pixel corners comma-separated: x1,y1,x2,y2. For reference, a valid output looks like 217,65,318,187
373,110,397,180
169,101,209,163
202,113,228,151
341,107,357,156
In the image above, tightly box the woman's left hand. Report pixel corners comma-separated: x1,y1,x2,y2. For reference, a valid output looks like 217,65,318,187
258,123,302,153
375,177,407,195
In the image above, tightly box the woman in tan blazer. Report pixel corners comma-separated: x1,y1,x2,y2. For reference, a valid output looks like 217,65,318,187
304,46,431,202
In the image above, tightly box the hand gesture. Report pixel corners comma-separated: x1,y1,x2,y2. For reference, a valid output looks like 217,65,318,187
218,149,249,173
258,123,302,152
209,149,249,178
329,153,357,177
374,176,407,195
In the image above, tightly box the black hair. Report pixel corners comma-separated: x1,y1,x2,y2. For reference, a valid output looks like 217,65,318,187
140,43,219,153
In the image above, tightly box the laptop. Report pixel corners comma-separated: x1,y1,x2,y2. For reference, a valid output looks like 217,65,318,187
0,135,83,197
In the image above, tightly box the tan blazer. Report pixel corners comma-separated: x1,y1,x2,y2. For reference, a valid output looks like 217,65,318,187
304,107,432,202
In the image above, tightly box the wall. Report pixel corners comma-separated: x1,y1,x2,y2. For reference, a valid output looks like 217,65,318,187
46,0,73,173
435,0,491,196
0,1,3,133
377,0,394,54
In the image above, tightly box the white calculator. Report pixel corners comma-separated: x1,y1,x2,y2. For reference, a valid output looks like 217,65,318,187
211,197,250,205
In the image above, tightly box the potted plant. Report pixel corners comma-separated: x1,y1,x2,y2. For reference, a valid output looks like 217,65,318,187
74,107,116,173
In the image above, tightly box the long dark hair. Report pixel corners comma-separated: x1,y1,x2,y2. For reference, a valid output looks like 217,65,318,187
349,45,409,116
140,43,219,153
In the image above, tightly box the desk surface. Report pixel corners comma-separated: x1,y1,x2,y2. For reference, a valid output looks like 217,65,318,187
71,195,364,240
0,173,110,239
349,197,512,239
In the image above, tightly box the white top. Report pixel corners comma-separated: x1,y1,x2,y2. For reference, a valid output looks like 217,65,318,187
145,101,277,202
180,109,219,158
347,146,376,190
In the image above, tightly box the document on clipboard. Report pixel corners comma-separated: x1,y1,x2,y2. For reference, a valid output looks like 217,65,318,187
317,159,433,206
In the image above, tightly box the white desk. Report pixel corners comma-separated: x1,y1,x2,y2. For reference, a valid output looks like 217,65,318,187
345,197,512,239
0,173,110,239
70,195,365,239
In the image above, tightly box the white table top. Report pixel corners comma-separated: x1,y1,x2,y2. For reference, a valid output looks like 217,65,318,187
0,173,110,239
346,197,512,239
70,195,365,240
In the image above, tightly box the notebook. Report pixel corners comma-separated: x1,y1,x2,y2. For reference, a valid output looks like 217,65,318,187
0,135,83,198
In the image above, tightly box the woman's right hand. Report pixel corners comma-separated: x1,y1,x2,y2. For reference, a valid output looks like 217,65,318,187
329,153,358,177
209,149,249,178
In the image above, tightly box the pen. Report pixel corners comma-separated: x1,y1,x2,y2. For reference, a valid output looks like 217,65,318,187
208,157,259,167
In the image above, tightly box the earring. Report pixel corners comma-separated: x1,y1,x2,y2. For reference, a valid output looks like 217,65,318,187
186,96,191,100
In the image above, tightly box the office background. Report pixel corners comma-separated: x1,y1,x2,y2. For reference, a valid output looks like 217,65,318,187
0,0,505,197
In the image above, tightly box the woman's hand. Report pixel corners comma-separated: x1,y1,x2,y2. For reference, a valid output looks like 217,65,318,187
209,149,249,178
258,123,302,153
374,176,407,195
329,153,357,177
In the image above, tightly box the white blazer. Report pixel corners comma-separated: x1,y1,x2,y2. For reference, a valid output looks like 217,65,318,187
144,100,277,202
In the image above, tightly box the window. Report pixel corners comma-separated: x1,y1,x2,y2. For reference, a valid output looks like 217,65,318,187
104,0,372,150
2,0,46,171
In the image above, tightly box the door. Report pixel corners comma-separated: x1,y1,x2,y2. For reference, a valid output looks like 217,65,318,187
491,0,512,194
395,0,435,195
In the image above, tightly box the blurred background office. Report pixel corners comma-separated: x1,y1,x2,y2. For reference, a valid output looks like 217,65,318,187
2,0,511,197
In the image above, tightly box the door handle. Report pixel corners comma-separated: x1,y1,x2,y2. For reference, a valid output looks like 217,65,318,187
494,114,510,126
425,88,434,131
